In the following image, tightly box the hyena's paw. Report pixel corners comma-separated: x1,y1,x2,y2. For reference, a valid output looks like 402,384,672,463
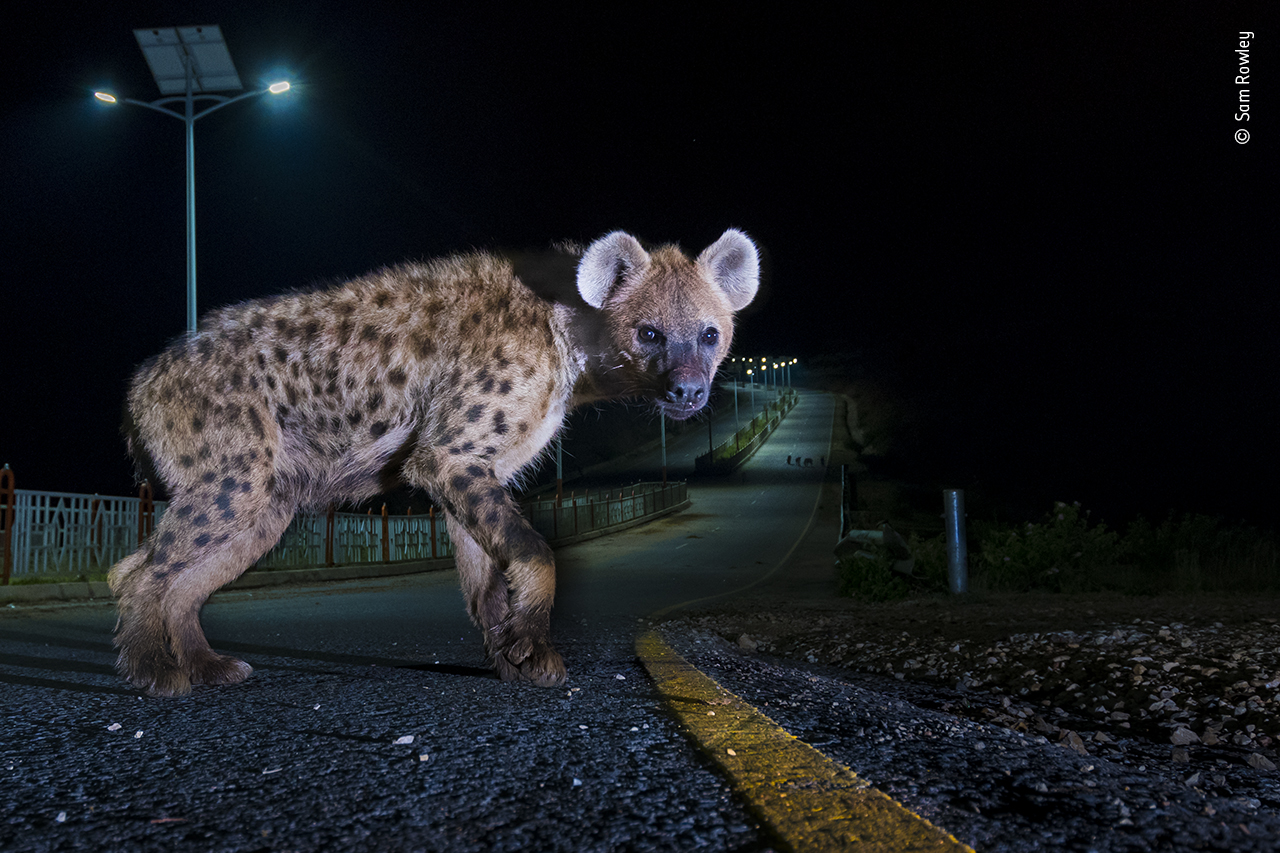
117,648,193,698
189,652,254,687
494,636,567,688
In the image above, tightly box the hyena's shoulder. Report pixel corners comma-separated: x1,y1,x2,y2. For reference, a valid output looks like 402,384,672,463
130,251,563,417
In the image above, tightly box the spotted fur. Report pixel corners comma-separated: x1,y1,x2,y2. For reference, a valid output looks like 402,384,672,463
110,230,760,696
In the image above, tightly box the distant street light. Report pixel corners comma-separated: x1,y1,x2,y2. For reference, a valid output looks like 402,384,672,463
95,25,290,333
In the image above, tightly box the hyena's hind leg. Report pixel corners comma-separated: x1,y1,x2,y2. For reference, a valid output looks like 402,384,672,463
109,545,180,694
111,488,294,697
163,499,296,687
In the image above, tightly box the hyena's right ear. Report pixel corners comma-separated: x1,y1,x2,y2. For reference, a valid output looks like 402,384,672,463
577,231,651,309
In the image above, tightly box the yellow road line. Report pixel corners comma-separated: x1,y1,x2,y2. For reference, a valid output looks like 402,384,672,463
636,630,974,853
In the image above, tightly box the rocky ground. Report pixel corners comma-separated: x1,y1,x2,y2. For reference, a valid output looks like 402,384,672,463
674,592,1280,801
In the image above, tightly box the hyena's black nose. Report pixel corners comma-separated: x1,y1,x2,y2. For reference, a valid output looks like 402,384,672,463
666,375,707,408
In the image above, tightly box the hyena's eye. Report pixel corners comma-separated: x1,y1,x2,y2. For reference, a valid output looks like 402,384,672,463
637,326,665,346
700,327,720,347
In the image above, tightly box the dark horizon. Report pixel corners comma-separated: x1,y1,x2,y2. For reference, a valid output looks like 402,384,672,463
2,3,1274,528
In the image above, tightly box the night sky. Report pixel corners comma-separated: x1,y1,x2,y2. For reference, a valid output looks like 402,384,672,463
3,3,1275,528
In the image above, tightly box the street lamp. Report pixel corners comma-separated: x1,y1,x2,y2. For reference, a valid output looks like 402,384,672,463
95,25,290,333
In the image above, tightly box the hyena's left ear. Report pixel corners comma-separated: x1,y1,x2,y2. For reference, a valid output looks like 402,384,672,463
697,229,760,312
577,231,651,309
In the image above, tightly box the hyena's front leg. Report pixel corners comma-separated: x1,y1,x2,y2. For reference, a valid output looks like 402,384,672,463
434,463,566,687
445,515,512,648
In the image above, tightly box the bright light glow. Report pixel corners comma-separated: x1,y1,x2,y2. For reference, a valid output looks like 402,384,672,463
94,92,118,104
267,81,290,94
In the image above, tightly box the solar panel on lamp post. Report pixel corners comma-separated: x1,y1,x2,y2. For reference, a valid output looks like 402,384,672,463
94,25,290,333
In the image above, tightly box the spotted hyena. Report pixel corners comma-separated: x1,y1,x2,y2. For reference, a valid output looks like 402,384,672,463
110,230,760,696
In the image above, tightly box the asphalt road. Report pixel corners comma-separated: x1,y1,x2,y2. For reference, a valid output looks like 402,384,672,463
0,391,834,852
7,390,1273,852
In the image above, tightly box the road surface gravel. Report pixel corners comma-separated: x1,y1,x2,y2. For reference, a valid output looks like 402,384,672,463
668,591,1280,851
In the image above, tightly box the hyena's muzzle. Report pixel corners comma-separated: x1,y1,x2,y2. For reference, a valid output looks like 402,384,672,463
660,363,711,420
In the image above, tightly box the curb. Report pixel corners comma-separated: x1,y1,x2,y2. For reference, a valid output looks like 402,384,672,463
0,580,118,604
636,629,974,852
0,559,455,606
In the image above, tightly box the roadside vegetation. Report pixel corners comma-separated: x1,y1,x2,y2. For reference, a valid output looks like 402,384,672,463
839,502,1280,601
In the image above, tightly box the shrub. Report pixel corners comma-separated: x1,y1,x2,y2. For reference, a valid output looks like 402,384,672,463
836,548,912,601
837,502,1278,598
972,502,1121,592
1122,513,1280,592
907,530,951,591
836,530,950,601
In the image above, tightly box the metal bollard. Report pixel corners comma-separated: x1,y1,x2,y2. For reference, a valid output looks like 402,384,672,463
943,489,969,594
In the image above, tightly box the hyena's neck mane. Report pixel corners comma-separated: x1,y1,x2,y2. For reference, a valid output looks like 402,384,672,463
555,304,637,409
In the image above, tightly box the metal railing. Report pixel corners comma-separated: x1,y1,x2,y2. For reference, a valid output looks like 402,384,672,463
256,506,454,569
1,465,688,581
524,481,688,543
695,390,798,473
0,472,166,582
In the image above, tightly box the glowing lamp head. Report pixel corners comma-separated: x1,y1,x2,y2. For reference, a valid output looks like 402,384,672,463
94,92,118,104
267,81,290,94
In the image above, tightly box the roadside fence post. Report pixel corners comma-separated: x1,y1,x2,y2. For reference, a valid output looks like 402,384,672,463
381,503,390,562
429,506,438,559
555,435,563,508
1,464,14,585
137,481,155,545
840,465,858,541
90,498,103,549
325,504,336,566
660,416,667,485
944,489,969,594
90,497,105,568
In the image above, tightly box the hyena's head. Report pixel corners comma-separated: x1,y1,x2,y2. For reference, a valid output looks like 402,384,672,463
577,229,759,420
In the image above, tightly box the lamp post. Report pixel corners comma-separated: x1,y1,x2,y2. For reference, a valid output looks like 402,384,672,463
732,369,739,433
659,416,667,485
95,26,290,333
